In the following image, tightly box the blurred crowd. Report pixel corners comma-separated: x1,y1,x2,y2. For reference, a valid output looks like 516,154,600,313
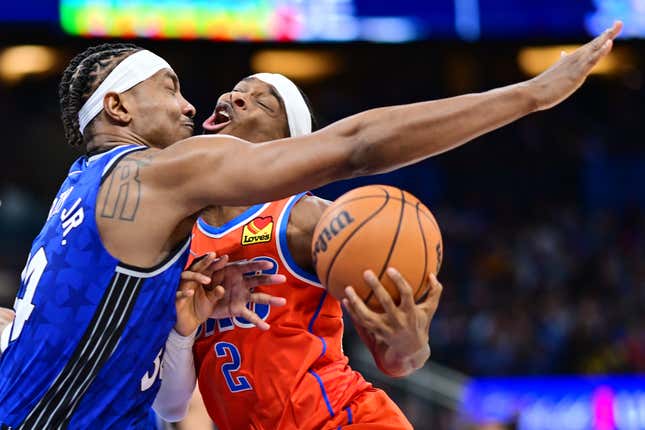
430,203,645,376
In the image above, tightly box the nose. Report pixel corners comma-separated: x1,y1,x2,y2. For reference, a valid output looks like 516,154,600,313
231,91,248,110
182,97,196,119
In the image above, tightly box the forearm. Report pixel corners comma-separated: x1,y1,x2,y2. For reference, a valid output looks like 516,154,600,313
163,83,537,211
153,329,198,422
344,83,536,176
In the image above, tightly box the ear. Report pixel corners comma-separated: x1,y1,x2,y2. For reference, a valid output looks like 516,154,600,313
102,91,131,126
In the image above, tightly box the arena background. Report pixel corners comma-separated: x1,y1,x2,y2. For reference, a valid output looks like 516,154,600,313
1,1,644,429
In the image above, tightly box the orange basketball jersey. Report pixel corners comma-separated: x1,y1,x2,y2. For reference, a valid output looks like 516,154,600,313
190,193,371,430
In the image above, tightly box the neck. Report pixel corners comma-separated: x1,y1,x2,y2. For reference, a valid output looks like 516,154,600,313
85,129,153,154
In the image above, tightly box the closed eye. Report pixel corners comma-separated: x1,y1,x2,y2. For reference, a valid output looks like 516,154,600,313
257,97,275,112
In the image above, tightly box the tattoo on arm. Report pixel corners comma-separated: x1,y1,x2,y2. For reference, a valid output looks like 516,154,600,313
100,156,151,222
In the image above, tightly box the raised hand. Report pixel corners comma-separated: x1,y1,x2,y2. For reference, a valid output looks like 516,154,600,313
529,21,622,111
175,253,286,336
342,268,443,376
208,258,287,330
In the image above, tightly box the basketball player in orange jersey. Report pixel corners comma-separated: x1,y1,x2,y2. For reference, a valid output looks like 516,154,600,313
155,74,444,430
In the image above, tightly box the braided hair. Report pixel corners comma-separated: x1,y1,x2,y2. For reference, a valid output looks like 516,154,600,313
58,43,142,149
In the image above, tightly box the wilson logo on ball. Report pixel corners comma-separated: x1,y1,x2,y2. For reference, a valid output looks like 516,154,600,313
312,210,355,265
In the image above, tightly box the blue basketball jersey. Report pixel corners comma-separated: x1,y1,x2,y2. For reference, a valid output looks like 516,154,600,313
0,145,190,429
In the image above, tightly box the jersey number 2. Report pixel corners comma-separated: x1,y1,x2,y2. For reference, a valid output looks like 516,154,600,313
1,247,48,351
215,342,252,393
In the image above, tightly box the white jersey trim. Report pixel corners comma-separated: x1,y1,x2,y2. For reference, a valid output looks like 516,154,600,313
98,145,146,177
115,237,191,278
276,194,324,289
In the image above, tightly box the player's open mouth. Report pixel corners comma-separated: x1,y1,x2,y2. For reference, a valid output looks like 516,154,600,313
202,104,232,134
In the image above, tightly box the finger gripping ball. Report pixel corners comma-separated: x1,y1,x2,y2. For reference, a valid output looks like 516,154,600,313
311,185,443,312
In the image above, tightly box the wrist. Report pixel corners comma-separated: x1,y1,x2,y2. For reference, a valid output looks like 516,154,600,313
174,315,201,337
405,343,431,370
380,342,430,377
169,326,198,346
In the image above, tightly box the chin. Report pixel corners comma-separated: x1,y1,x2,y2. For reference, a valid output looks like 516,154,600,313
178,129,194,141
217,124,234,136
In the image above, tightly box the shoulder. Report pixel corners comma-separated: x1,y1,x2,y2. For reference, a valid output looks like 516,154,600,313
132,135,249,173
100,147,160,182
289,195,331,233
283,195,331,271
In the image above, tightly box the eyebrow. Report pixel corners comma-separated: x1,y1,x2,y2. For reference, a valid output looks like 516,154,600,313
163,70,179,88
264,86,287,116
267,86,282,105
241,77,283,106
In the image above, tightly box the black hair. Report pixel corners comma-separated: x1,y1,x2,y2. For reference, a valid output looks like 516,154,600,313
58,43,142,149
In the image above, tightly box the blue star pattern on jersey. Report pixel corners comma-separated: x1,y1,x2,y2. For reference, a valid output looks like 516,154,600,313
0,145,189,429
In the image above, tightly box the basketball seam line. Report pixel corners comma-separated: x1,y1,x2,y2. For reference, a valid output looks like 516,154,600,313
413,201,429,300
323,189,391,291
365,189,406,306
317,194,438,229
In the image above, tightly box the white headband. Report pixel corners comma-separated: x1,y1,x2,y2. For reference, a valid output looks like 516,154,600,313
252,73,311,137
78,50,173,134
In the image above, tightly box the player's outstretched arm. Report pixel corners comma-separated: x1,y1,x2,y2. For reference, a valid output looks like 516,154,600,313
343,270,443,377
148,22,621,214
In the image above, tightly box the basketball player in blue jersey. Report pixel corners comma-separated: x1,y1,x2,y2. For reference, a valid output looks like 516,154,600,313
0,21,622,429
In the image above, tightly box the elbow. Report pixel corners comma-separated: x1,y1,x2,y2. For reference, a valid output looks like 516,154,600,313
345,121,398,177
346,138,374,178
334,116,374,178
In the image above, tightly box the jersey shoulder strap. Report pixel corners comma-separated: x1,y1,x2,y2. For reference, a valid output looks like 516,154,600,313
275,192,322,288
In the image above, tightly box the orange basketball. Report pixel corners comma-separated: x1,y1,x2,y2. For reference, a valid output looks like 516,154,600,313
311,185,443,311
